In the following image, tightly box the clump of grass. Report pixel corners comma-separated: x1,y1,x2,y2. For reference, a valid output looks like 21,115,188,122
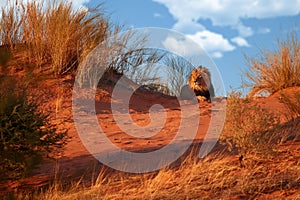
1,0,167,87
279,92,300,121
0,1,23,49
1,1,172,93
245,31,300,96
1,0,110,75
44,2,109,74
21,0,47,68
221,91,279,159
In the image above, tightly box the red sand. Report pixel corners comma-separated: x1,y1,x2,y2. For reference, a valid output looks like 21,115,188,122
1,75,299,194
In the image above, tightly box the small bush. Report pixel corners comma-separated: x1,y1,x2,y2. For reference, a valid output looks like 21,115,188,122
164,55,194,96
245,31,300,96
221,92,279,158
0,76,63,180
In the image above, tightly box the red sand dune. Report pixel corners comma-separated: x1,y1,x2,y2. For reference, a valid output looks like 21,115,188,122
1,75,300,195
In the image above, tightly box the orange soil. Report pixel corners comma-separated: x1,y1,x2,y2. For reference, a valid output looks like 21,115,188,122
1,74,299,196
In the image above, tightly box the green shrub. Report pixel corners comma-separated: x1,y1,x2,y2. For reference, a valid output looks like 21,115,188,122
245,31,300,96
0,77,63,180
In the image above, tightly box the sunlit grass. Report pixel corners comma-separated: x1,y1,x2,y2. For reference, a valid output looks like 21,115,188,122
245,32,300,96
1,0,110,75
9,146,300,199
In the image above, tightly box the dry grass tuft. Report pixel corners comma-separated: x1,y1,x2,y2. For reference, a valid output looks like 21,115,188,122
245,31,300,96
1,0,110,75
279,92,300,121
0,1,22,49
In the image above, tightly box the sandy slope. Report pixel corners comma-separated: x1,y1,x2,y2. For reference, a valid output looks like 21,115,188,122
1,75,299,195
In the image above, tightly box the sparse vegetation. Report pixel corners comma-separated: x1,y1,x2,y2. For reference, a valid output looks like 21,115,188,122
164,55,194,96
76,41,167,90
245,31,300,96
6,148,300,199
221,91,279,159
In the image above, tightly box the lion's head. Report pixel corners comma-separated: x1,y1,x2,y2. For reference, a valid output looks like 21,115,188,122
188,66,214,101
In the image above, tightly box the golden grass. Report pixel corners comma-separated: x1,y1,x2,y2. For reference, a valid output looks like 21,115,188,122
1,0,110,75
9,144,300,199
0,1,22,49
279,92,300,121
245,31,300,96
1,0,165,87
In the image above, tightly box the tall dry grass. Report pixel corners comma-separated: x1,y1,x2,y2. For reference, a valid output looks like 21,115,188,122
1,1,177,95
9,148,300,199
1,0,167,89
245,31,300,96
0,1,23,49
279,92,300,121
44,2,109,74
21,0,47,68
0,0,110,75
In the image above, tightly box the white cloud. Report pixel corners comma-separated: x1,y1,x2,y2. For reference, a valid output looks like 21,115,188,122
69,0,90,10
153,0,300,35
173,20,205,34
231,37,250,47
258,27,271,34
187,30,235,58
236,22,254,37
162,30,236,58
162,35,205,57
153,0,300,57
211,52,223,58
153,13,162,18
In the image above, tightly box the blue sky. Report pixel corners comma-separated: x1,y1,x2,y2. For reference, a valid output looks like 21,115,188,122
90,0,300,93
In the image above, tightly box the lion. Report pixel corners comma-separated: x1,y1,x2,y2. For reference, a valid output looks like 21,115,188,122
188,66,215,101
